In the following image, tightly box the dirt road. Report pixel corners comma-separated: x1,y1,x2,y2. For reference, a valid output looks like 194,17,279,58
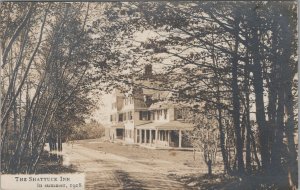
63,141,201,190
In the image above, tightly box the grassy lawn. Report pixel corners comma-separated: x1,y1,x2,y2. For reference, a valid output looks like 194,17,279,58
35,151,76,174
74,138,224,174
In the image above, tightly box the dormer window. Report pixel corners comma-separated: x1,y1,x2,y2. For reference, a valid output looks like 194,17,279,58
152,111,155,120
139,111,150,120
164,109,167,119
144,95,152,106
175,108,183,120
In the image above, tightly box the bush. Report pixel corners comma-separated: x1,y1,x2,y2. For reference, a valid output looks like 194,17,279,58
70,120,105,140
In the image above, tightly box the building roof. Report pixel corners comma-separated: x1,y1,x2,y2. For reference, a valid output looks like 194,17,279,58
135,121,194,130
148,101,174,110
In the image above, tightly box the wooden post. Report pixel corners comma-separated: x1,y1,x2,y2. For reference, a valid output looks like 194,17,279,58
123,129,125,140
139,129,142,144
155,129,158,146
166,130,168,141
193,148,196,161
144,129,147,144
179,130,182,148
150,130,152,145
158,130,161,140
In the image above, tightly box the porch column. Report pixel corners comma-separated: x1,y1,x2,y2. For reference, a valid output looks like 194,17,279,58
166,130,168,141
134,129,137,143
144,129,147,144
150,130,152,145
139,129,142,144
179,130,182,148
155,129,158,145
158,130,161,140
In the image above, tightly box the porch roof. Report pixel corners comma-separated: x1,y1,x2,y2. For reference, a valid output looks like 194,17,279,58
110,123,125,129
148,102,173,110
135,121,194,130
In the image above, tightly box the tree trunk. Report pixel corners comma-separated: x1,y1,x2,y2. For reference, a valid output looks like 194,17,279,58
249,130,261,170
244,59,252,173
207,159,212,176
284,81,297,188
217,106,231,174
231,13,244,174
281,7,297,187
58,130,62,152
212,30,231,174
270,74,284,172
250,20,270,172
1,3,35,68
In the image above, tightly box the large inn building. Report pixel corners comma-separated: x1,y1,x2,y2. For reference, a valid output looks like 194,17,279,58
104,65,194,148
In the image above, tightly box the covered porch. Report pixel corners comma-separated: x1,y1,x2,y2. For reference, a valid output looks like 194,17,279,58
109,123,125,141
135,121,193,148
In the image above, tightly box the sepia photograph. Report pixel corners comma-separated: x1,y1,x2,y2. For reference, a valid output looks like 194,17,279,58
0,1,298,189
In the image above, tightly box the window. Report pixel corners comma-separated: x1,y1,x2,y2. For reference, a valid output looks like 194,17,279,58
139,111,150,120
110,115,113,122
144,95,152,106
152,111,155,120
118,113,123,122
164,109,167,119
123,113,127,121
159,110,163,119
128,111,133,120
175,109,183,120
